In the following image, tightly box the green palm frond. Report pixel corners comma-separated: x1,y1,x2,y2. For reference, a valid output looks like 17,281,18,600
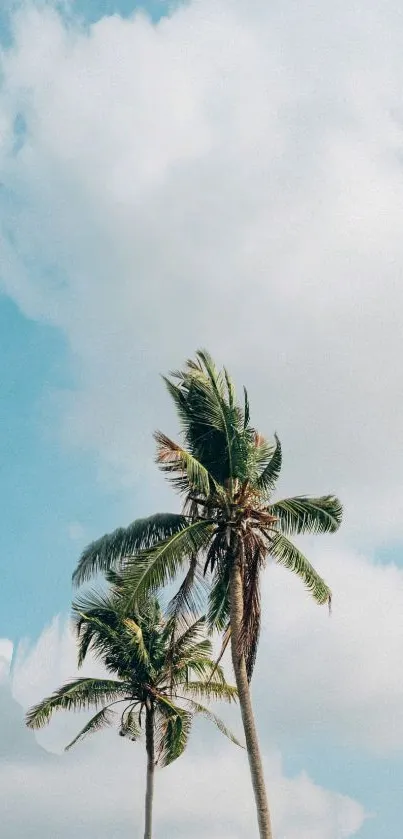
269,533,331,605
170,616,208,656
122,520,216,604
154,431,213,497
73,611,132,675
120,705,142,741
183,699,243,748
207,565,230,633
180,681,237,703
165,350,245,486
71,589,121,667
73,513,189,586
255,434,282,493
165,553,208,632
268,495,343,535
65,705,117,751
154,696,193,767
26,678,128,729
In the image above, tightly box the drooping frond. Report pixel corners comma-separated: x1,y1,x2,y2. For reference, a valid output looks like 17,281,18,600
183,698,243,748
268,495,343,535
240,543,264,681
154,697,193,767
65,705,117,751
120,705,142,741
207,564,230,633
26,678,127,729
122,520,216,604
255,434,282,494
73,610,126,673
269,533,331,605
71,588,118,666
73,513,188,586
165,553,208,633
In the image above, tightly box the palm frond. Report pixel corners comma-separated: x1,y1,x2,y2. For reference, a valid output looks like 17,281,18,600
73,513,189,586
26,678,127,729
183,699,243,748
269,533,331,605
73,610,126,673
255,434,282,493
241,544,264,681
180,681,237,703
207,564,230,633
165,350,246,485
268,495,343,535
154,696,193,767
65,705,117,751
170,616,208,657
120,705,142,741
165,553,208,633
154,431,212,497
122,520,216,604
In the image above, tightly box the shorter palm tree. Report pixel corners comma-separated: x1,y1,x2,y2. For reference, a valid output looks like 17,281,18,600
26,583,240,839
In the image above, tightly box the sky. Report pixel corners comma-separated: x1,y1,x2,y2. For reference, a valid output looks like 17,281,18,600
0,0,403,836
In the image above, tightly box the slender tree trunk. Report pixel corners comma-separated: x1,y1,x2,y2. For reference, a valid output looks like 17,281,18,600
229,557,273,839
144,704,155,839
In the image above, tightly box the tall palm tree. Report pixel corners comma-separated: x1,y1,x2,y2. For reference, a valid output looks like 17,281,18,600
73,350,343,839
26,582,240,839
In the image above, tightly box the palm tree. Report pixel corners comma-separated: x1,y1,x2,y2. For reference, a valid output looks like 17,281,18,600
26,581,240,839
72,350,342,839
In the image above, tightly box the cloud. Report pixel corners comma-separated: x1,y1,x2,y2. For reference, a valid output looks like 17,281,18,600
0,0,403,543
253,540,403,755
5,618,365,838
0,639,13,683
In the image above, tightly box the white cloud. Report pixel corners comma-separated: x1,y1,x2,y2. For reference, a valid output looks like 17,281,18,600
252,540,403,755
5,618,365,838
0,639,13,683
0,0,403,543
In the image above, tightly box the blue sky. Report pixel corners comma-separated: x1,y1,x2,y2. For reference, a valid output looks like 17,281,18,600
1,0,403,837
0,295,134,638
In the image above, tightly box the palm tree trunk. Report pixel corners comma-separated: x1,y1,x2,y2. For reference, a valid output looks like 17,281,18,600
229,557,273,839
144,704,155,839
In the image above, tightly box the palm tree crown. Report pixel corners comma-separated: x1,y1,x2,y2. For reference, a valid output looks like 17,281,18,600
70,350,342,839
73,350,342,680
26,581,239,760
